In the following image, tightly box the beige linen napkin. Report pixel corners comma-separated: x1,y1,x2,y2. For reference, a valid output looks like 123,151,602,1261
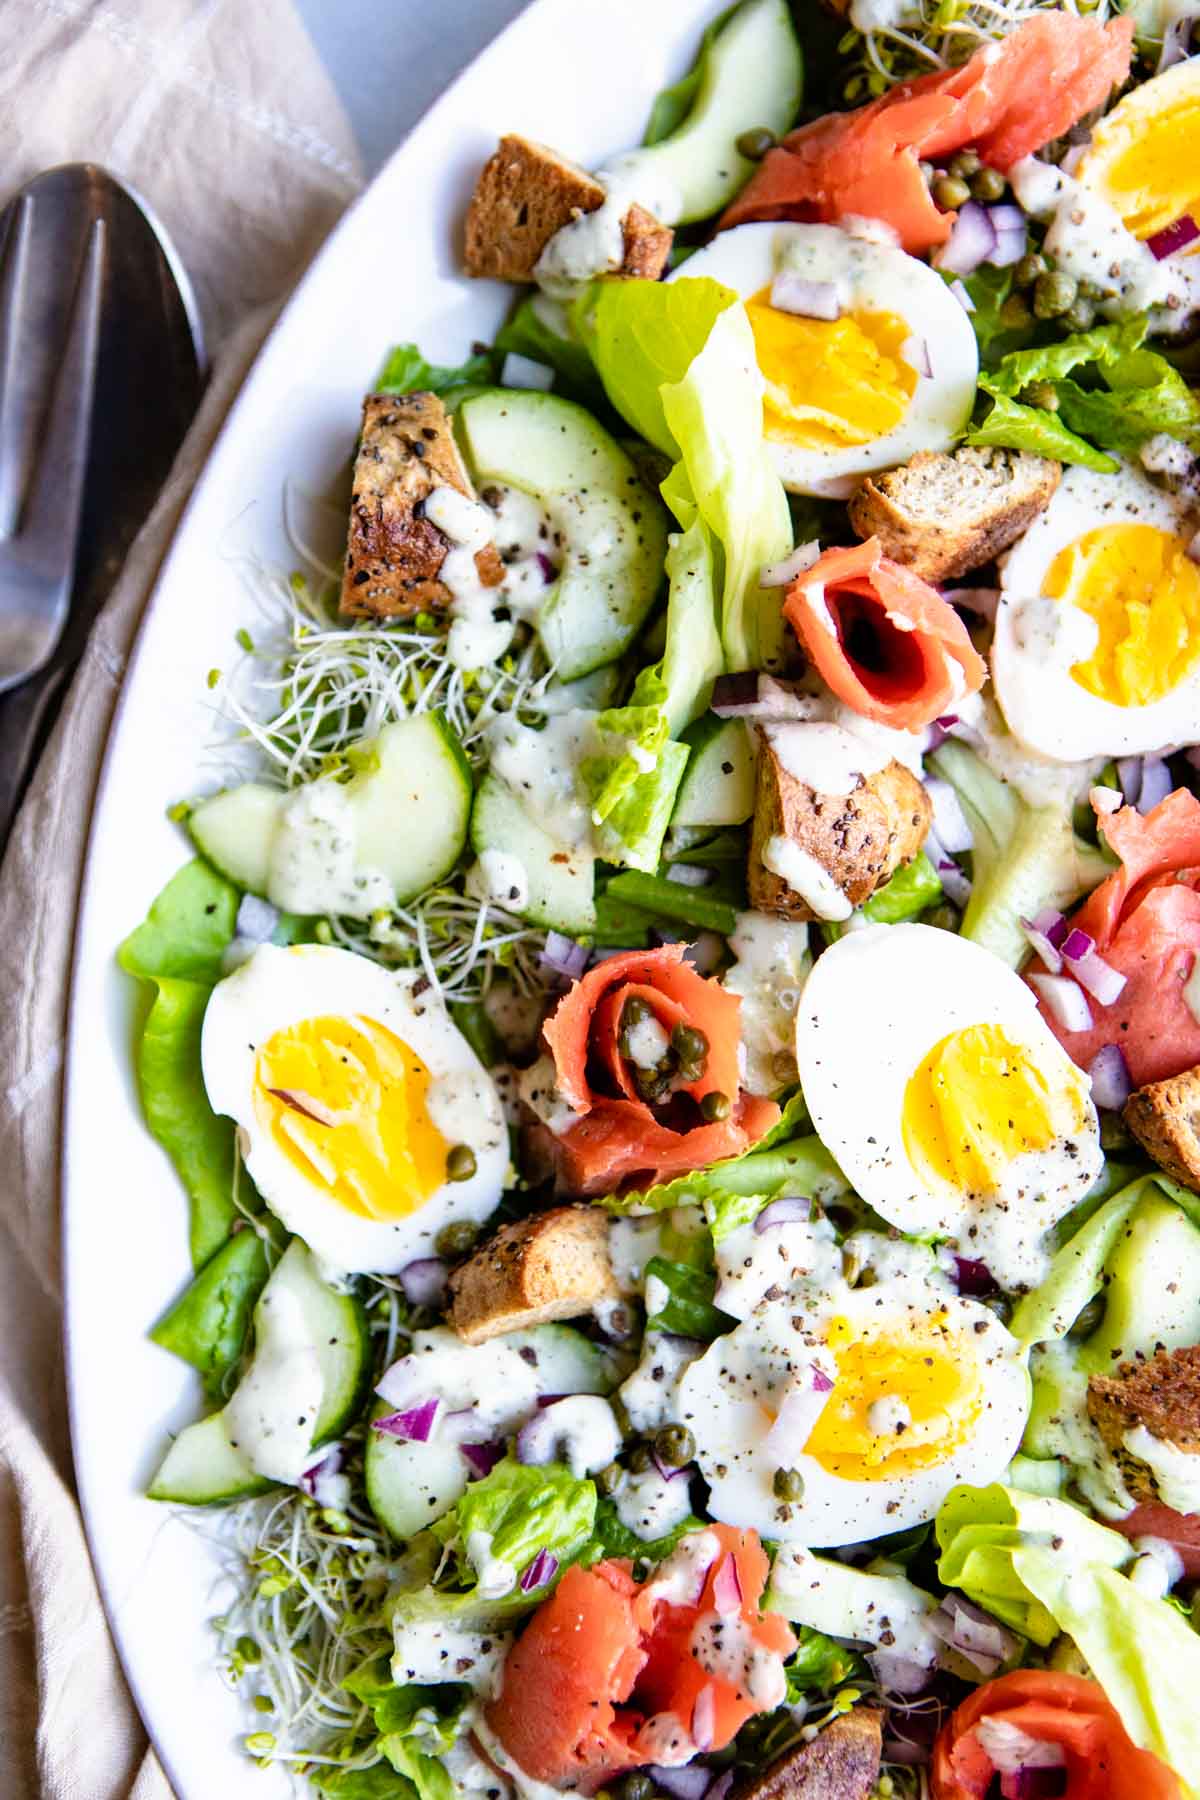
0,3,362,1794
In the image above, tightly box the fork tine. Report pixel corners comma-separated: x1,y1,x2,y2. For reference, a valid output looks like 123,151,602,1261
0,194,35,541
21,217,105,577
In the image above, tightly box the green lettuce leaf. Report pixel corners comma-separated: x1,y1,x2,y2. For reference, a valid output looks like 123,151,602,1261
929,740,1112,968
580,276,738,457
590,740,692,875
601,870,740,938
860,850,942,926
430,1456,596,1581
317,1664,470,1800
644,1255,736,1339
592,1497,704,1561
149,1226,269,1397
966,390,1118,473
119,857,239,983
375,341,497,399
494,297,605,409
606,1130,849,1222
787,1628,864,1696
945,265,1035,367
660,302,793,671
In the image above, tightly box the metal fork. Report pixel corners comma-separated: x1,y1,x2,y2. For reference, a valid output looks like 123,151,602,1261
0,181,105,695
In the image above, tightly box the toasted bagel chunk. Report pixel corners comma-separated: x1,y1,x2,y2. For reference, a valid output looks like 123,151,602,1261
848,446,1060,582
447,1204,618,1344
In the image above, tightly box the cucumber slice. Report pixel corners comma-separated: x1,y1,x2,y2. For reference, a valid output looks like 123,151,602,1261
148,1241,370,1505
471,771,595,934
622,0,804,225
456,390,669,681
672,715,757,828
365,1323,615,1540
188,713,473,911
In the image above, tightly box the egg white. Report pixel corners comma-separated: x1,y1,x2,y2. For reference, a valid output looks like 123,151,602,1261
992,459,1200,761
679,1236,1029,1546
673,221,979,496
202,944,508,1274
795,924,1102,1289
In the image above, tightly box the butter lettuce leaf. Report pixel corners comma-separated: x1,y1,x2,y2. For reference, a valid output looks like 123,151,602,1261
605,1128,848,1224
150,1226,269,1397
965,390,1117,472
580,276,738,457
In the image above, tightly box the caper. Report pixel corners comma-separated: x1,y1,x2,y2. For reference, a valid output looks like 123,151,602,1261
671,1023,709,1068
948,148,982,180
1033,269,1078,319
773,1467,805,1501
1014,252,1047,289
1100,1112,1133,1153
445,1144,477,1184
1023,381,1060,412
933,175,972,211
621,993,654,1028
736,126,777,161
628,1442,655,1475
1068,1294,1106,1341
970,166,1007,203
654,1423,696,1468
998,293,1033,330
618,1775,657,1800
435,1218,478,1257
1076,278,1102,301
595,1461,626,1497
1062,296,1097,333
700,1089,732,1122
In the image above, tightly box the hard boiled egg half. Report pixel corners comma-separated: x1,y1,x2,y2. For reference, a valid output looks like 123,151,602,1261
202,944,508,1274
674,221,978,497
796,924,1102,1289
992,459,1200,761
679,1233,1028,1546
1075,56,1200,262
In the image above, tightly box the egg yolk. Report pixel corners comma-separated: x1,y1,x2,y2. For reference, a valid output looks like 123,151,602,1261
1077,63,1200,242
803,1311,982,1480
902,1022,1089,1199
1045,522,1200,709
746,286,917,451
253,1014,447,1219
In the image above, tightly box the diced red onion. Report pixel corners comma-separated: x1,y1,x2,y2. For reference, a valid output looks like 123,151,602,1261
903,335,933,379
684,931,726,976
397,1257,448,1308
945,587,999,622
770,272,841,320
765,1368,832,1460
520,1547,559,1592
1091,784,1121,816
1062,927,1093,961
954,1255,995,1296
1116,755,1144,807
811,1366,834,1393
1088,1043,1132,1111
374,1398,441,1443
500,351,554,391
536,551,557,584
461,1439,505,1480
540,930,589,981
299,1442,344,1504
647,1768,712,1800
925,826,972,907
376,1355,426,1409
929,1594,1018,1673
266,1087,340,1127
236,893,279,943
711,671,763,715
1029,972,1094,1033
868,1646,935,1695
1062,936,1126,1007
760,540,821,589
925,777,973,853
1035,908,1069,949
1137,757,1172,813
712,1553,743,1617
651,1446,694,1484
691,1683,717,1752
1000,1772,1068,1800
935,200,996,277
988,203,1028,267
1147,214,1199,261
754,1195,811,1234
949,278,976,314
1019,917,1063,975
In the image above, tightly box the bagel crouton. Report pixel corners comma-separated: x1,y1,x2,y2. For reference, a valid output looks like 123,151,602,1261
733,1708,883,1800
463,134,672,284
447,1204,618,1344
340,392,504,620
1124,1064,1200,1194
848,446,1061,582
747,723,931,920
1087,1345,1200,1504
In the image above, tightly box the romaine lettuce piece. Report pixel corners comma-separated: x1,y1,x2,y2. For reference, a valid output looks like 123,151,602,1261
929,740,1111,968
494,296,606,410
643,1255,735,1340
375,340,496,399
603,1121,848,1224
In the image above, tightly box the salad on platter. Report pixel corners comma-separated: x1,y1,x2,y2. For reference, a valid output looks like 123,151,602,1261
118,0,1200,1794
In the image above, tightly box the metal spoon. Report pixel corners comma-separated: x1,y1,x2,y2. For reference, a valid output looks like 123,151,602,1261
0,163,205,845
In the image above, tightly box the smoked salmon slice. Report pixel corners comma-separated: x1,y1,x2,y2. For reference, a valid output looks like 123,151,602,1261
1032,789,1200,1087
541,945,780,1194
721,13,1134,254
783,537,985,731
485,1525,796,1787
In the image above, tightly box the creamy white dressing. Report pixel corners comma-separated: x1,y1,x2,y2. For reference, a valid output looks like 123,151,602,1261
392,1618,512,1694
612,1464,695,1541
472,1718,564,1800
975,1716,1065,1772
465,1530,518,1601
1027,1342,1135,1519
535,1395,623,1478
424,484,515,674
466,848,530,912
762,835,852,921
619,1329,701,1432
441,1731,512,1798
267,780,394,920
624,1011,671,1069
949,690,1102,812
723,909,811,1096
714,1210,841,1322
517,1053,578,1137
379,1327,543,1436
426,1068,508,1164
764,720,890,797
691,1608,788,1709
1132,1533,1185,1591
646,1529,722,1608
608,1215,666,1292
1125,1425,1200,1514
224,1281,324,1484
533,157,681,300
486,712,599,850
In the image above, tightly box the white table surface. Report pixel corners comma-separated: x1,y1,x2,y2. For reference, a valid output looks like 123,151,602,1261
296,0,533,176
